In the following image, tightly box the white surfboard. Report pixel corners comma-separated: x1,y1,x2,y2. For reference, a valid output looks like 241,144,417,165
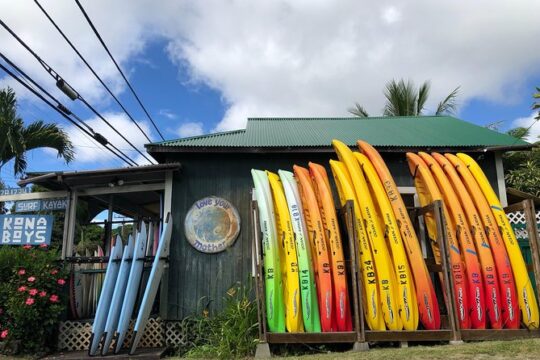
88,236,123,356
114,222,147,354
101,235,135,355
129,214,173,354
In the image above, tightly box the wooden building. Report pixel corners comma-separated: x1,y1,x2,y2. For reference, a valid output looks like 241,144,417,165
145,116,531,320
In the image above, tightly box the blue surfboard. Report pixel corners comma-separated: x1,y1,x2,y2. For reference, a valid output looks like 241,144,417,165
88,236,123,356
129,214,173,354
101,234,135,355
114,222,147,354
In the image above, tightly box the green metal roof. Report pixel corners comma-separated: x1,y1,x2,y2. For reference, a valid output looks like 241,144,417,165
148,116,530,150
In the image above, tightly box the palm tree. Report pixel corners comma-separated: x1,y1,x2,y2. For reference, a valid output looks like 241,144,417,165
534,86,540,120
0,87,74,177
349,79,460,117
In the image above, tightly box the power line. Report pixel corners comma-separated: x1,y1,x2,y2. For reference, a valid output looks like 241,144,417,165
33,0,156,144
0,18,155,164
0,56,137,167
72,0,165,141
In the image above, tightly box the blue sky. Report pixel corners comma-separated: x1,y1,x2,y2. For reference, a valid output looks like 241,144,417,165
1,0,540,189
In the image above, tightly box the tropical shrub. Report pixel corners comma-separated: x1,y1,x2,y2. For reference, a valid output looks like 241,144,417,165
175,283,259,359
0,245,67,355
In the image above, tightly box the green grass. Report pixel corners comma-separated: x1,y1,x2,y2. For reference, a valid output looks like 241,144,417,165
276,338,540,360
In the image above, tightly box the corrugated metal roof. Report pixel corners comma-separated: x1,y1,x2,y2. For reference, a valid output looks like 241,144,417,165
147,116,529,149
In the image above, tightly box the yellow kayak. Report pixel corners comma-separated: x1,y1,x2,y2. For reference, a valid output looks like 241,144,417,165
329,160,385,330
456,153,539,329
267,171,304,332
356,152,418,330
332,140,400,330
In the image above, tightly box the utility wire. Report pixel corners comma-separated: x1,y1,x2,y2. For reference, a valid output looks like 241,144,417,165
73,0,165,141
33,0,155,143
0,56,137,167
0,18,155,164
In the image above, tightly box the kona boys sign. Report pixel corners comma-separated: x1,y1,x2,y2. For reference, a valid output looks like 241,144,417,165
0,214,54,245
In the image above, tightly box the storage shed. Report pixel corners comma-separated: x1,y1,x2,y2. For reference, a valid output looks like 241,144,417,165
146,116,531,320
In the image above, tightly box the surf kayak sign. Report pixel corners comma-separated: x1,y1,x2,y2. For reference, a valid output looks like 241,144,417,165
1,214,54,245
185,196,240,253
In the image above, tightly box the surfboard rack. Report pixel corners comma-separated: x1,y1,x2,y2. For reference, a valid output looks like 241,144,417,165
251,197,540,357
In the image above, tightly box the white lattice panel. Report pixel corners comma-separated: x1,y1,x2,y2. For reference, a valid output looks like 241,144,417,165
58,318,164,351
165,321,186,347
507,211,526,224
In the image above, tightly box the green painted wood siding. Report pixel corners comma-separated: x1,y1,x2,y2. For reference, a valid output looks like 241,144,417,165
163,151,498,320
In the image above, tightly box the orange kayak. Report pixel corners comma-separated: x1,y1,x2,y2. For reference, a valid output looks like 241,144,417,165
406,153,470,329
446,154,519,329
294,165,334,332
309,162,352,331
419,153,486,329
358,141,440,330
433,153,502,329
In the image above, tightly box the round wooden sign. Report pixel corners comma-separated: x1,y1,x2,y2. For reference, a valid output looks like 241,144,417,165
184,196,241,253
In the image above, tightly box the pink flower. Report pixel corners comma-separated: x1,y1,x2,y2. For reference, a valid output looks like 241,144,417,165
27,276,36,283
25,297,34,306
28,289,38,296
49,294,59,303
39,243,47,248
38,291,47,298
50,269,58,275
17,286,26,292
22,244,32,250
57,279,66,286
0,329,8,339
18,269,26,275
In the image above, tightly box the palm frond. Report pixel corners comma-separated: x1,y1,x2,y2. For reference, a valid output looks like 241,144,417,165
348,103,369,117
417,81,431,115
22,121,74,164
383,79,419,116
435,86,460,115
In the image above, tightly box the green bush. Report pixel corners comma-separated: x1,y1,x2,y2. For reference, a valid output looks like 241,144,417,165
176,283,259,359
0,245,67,355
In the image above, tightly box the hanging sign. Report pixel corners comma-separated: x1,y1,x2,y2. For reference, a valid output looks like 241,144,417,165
41,198,68,211
0,187,31,196
184,196,240,253
14,200,42,213
0,214,54,245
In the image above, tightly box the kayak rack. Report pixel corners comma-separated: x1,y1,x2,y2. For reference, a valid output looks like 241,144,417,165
251,198,540,357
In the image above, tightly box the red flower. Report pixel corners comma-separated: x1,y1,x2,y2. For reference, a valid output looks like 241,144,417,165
50,269,58,275
18,269,26,275
22,244,32,250
49,294,59,303
25,297,35,306
17,286,26,292
28,289,38,296
27,276,36,283
39,243,47,248
0,329,8,339
38,291,47,298
57,279,66,286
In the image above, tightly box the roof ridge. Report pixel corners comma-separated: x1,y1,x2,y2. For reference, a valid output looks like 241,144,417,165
247,115,448,121
150,128,246,145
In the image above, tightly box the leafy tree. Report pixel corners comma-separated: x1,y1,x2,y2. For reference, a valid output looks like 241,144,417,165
0,87,74,177
349,79,460,117
504,126,540,197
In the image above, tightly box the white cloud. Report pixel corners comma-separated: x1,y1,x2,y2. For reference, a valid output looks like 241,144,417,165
511,113,540,142
177,122,204,137
2,0,540,136
60,112,153,165
158,109,177,119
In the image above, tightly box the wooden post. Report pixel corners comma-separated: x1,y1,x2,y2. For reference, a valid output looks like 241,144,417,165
432,200,461,342
523,199,540,305
341,201,366,346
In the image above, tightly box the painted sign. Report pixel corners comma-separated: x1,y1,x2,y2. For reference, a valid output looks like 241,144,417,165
41,198,68,211
14,200,41,213
184,196,240,253
0,214,54,245
0,187,31,196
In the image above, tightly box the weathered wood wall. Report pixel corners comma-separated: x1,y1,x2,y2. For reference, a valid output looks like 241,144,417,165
162,151,498,320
